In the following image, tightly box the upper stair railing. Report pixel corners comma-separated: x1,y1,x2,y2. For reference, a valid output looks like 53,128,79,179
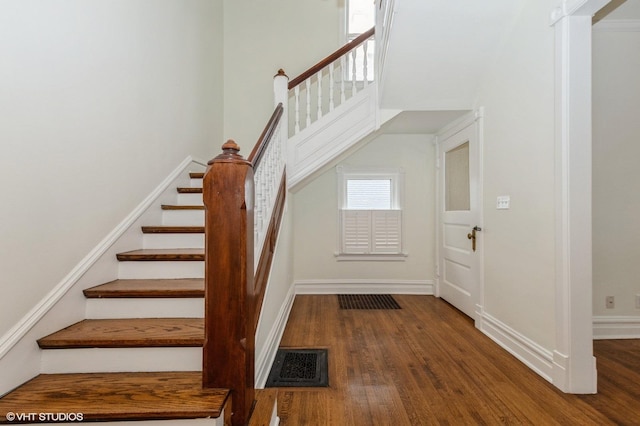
202,72,288,426
288,27,375,136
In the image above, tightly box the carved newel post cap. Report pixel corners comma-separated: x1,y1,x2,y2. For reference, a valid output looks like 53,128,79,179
209,139,246,164
222,139,240,153
274,69,288,78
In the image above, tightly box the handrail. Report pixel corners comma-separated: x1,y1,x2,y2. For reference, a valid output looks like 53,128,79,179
248,103,284,168
288,27,375,90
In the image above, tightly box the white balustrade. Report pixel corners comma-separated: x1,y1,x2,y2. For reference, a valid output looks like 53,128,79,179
288,30,374,137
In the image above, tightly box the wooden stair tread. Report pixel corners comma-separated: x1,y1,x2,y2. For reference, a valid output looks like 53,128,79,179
161,204,204,210
116,249,204,261
0,372,228,422
84,279,204,298
37,318,204,349
141,226,204,234
177,187,202,193
189,172,205,179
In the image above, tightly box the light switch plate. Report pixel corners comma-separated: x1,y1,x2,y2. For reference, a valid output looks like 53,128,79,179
497,196,510,209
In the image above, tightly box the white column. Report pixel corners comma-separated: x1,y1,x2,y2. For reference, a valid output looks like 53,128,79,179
551,0,611,394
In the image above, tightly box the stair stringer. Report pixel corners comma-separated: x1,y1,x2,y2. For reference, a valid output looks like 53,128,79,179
0,157,206,397
287,83,401,190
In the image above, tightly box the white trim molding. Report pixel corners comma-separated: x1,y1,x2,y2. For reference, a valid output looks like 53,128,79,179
593,316,640,339
551,0,611,394
294,279,434,295
479,312,554,383
255,285,296,388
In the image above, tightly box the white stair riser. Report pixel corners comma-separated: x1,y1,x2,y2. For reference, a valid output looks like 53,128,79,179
119,261,204,279
143,234,204,249
177,193,204,205
86,298,203,319
190,178,203,188
162,210,205,226
41,347,201,373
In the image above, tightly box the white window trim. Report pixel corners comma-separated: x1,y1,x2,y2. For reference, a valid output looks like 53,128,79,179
335,165,407,261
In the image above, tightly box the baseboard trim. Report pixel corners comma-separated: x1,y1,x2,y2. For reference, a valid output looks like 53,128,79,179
255,285,296,388
294,279,434,295
0,156,199,361
593,315,640,339
479,311,554,383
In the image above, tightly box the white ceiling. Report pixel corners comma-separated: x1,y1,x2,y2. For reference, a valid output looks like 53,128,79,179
379,0,526,111
596,0,640,21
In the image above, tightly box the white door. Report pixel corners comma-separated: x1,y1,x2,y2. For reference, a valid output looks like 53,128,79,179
438,121,481,319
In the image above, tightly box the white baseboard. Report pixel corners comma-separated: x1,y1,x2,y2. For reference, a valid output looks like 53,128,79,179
478,311,554,383
294,279,434,295
255,285,296,388
0,156,204,396
593,316,640,339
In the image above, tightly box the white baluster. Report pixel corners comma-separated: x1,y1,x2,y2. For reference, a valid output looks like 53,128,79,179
351,50,357,95
329,63,335,111
294,86,300,134
363,42,369,86
317,71,323,120
305,79,311,127
340,56,346,103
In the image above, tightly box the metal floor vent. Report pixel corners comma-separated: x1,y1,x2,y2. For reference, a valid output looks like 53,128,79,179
338,294,401,310
265,349,328,388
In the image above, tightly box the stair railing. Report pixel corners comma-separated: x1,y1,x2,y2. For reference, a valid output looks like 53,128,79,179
288,27,375,136
202,72,289,426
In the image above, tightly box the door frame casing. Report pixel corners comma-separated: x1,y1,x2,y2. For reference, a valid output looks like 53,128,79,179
434,109,485,326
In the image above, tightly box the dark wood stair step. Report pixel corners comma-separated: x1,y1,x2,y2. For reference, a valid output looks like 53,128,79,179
141,226,204,234
84,279,204,298
116,249,204,261
0,372,228,423
37,318,204,349
177,187,202,193
161,204,204,210
189,172,205,179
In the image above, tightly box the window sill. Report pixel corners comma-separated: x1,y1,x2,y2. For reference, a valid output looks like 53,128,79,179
334,252,408,262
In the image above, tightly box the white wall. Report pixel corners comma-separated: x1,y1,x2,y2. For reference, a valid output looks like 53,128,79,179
222,0,343,150
475,0,557,349
292,133,435,288
592,27,640,316
0,0,223,338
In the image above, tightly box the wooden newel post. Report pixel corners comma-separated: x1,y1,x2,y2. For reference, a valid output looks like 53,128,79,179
203,140,255,426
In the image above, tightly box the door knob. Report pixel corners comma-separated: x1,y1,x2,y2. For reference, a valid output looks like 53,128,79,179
467,226,481,252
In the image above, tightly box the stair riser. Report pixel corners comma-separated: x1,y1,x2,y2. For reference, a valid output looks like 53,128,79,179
143,234,204,249
41,347,201,373
177,193,204,205
86,298,203,319
119,261,204,279
162,210,205,226
190,178,203,188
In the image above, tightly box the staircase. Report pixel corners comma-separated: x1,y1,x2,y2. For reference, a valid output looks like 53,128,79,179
0,172,231,424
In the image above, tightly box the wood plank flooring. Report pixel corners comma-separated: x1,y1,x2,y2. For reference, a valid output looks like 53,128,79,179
275,295,640,425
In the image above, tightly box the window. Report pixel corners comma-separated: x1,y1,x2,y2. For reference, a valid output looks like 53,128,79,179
337,166,405,259
346,0,375,81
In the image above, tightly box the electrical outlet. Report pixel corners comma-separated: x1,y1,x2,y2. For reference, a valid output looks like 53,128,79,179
636,294,640,309
606,296,615,309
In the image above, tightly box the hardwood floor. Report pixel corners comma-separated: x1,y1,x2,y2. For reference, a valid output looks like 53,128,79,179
274,295,640,425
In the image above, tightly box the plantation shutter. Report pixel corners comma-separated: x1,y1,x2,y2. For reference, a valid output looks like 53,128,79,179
341,210,401,254
341,210,371,253
371,210,402,253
